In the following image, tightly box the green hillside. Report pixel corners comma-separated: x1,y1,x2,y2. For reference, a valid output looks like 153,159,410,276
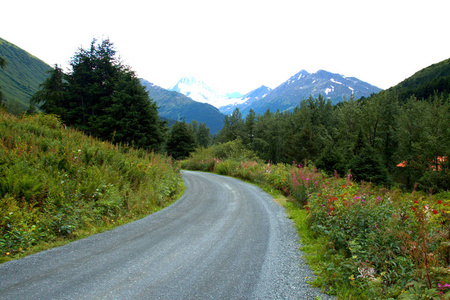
140,79,225,134
0,109,182,262
0,37,52,109
390,57,450,101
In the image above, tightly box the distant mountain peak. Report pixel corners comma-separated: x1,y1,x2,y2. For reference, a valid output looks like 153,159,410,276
140,78,224,134
219,69,381,116
218,85,272,115
170,76,242,108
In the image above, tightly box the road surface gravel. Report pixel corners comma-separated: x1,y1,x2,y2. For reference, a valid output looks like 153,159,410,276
0,170,333,299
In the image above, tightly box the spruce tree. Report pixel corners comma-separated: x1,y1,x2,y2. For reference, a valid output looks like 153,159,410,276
217,108,245,143
98,70,166,150
166,121,196,159
196,122,211,148
67,38,121,131
30,65,68,117
31,38,166,151
244,109,256,147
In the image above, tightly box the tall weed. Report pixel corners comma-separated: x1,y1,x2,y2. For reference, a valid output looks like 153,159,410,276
182,147,450,298
0,110,182,260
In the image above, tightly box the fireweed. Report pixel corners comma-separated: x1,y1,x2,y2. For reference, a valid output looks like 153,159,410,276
182,151,450,298
0,112,182,261
305,173,450,298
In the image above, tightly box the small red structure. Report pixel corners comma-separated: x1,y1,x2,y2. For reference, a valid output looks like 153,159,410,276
396,156,447,171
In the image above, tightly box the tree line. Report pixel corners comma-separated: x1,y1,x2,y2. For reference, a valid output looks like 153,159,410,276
215,92,450,192
8,38,449,192
28,39,210,157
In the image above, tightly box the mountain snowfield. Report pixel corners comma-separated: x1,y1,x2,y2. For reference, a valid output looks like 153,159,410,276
219,85,273,115
169,70,381,116
241,69,381,116
170,77,244,108
140,78,225,134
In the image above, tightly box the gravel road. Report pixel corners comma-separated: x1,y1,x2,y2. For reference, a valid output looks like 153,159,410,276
0,171,333,299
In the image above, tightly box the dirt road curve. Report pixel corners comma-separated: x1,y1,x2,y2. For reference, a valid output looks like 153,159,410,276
0,171,332,299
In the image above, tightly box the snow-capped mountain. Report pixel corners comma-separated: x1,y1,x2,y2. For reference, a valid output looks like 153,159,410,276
167,70,381,118
170,76,242,108
140,79,225,134
225,69,382,116
219,85,272,115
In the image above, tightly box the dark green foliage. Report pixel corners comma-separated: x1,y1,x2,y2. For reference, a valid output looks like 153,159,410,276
97,70,166,150
166,121,197,160
30,65,68,116
244,109,256,146
191,120,211,148
184,144,450,299
391,57,450,102
252,109,285,163
348,145,391,185
216,108,245,143
314,144,346,176
65,39,120,130
212,88,449,192
31,39,165,151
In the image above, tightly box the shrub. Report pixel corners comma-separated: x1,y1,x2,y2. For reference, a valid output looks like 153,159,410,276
0,110,182,259
182,148,450,299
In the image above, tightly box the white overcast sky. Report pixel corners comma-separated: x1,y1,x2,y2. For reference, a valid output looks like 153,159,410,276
2,0,449,94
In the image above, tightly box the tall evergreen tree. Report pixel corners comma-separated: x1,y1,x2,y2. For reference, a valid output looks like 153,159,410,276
67,38,121,131
253,109,285,163
396,96,430,188
376,91,400,172
166,121,196,159
31,38,166,151
217,108,245,143
30,65,68,117
196,122,211,148
98,70,166,150
334,96,362,161
348,144,391,186
244,109,256,147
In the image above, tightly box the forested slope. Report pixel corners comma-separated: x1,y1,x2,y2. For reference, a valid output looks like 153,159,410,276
0,38,51,109
389,57,450,102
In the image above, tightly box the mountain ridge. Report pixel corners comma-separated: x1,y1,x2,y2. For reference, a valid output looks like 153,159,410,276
140,79,225,134
388,57,450,102
169,70,382,117
170,76,243,108
0,37,52,109
237,69,382,116
219,85,272,115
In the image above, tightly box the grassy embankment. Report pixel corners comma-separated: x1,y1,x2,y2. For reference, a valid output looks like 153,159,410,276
0,109,183,263
182,140,450,299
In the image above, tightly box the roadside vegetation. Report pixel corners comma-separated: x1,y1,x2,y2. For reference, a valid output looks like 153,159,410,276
181,140,450,299
1,35,449,297
0,38,201,264
0,109,182,263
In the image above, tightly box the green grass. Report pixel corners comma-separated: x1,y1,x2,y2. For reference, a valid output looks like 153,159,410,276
182,147,450,299
0,109,183,263
0,37,52,109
